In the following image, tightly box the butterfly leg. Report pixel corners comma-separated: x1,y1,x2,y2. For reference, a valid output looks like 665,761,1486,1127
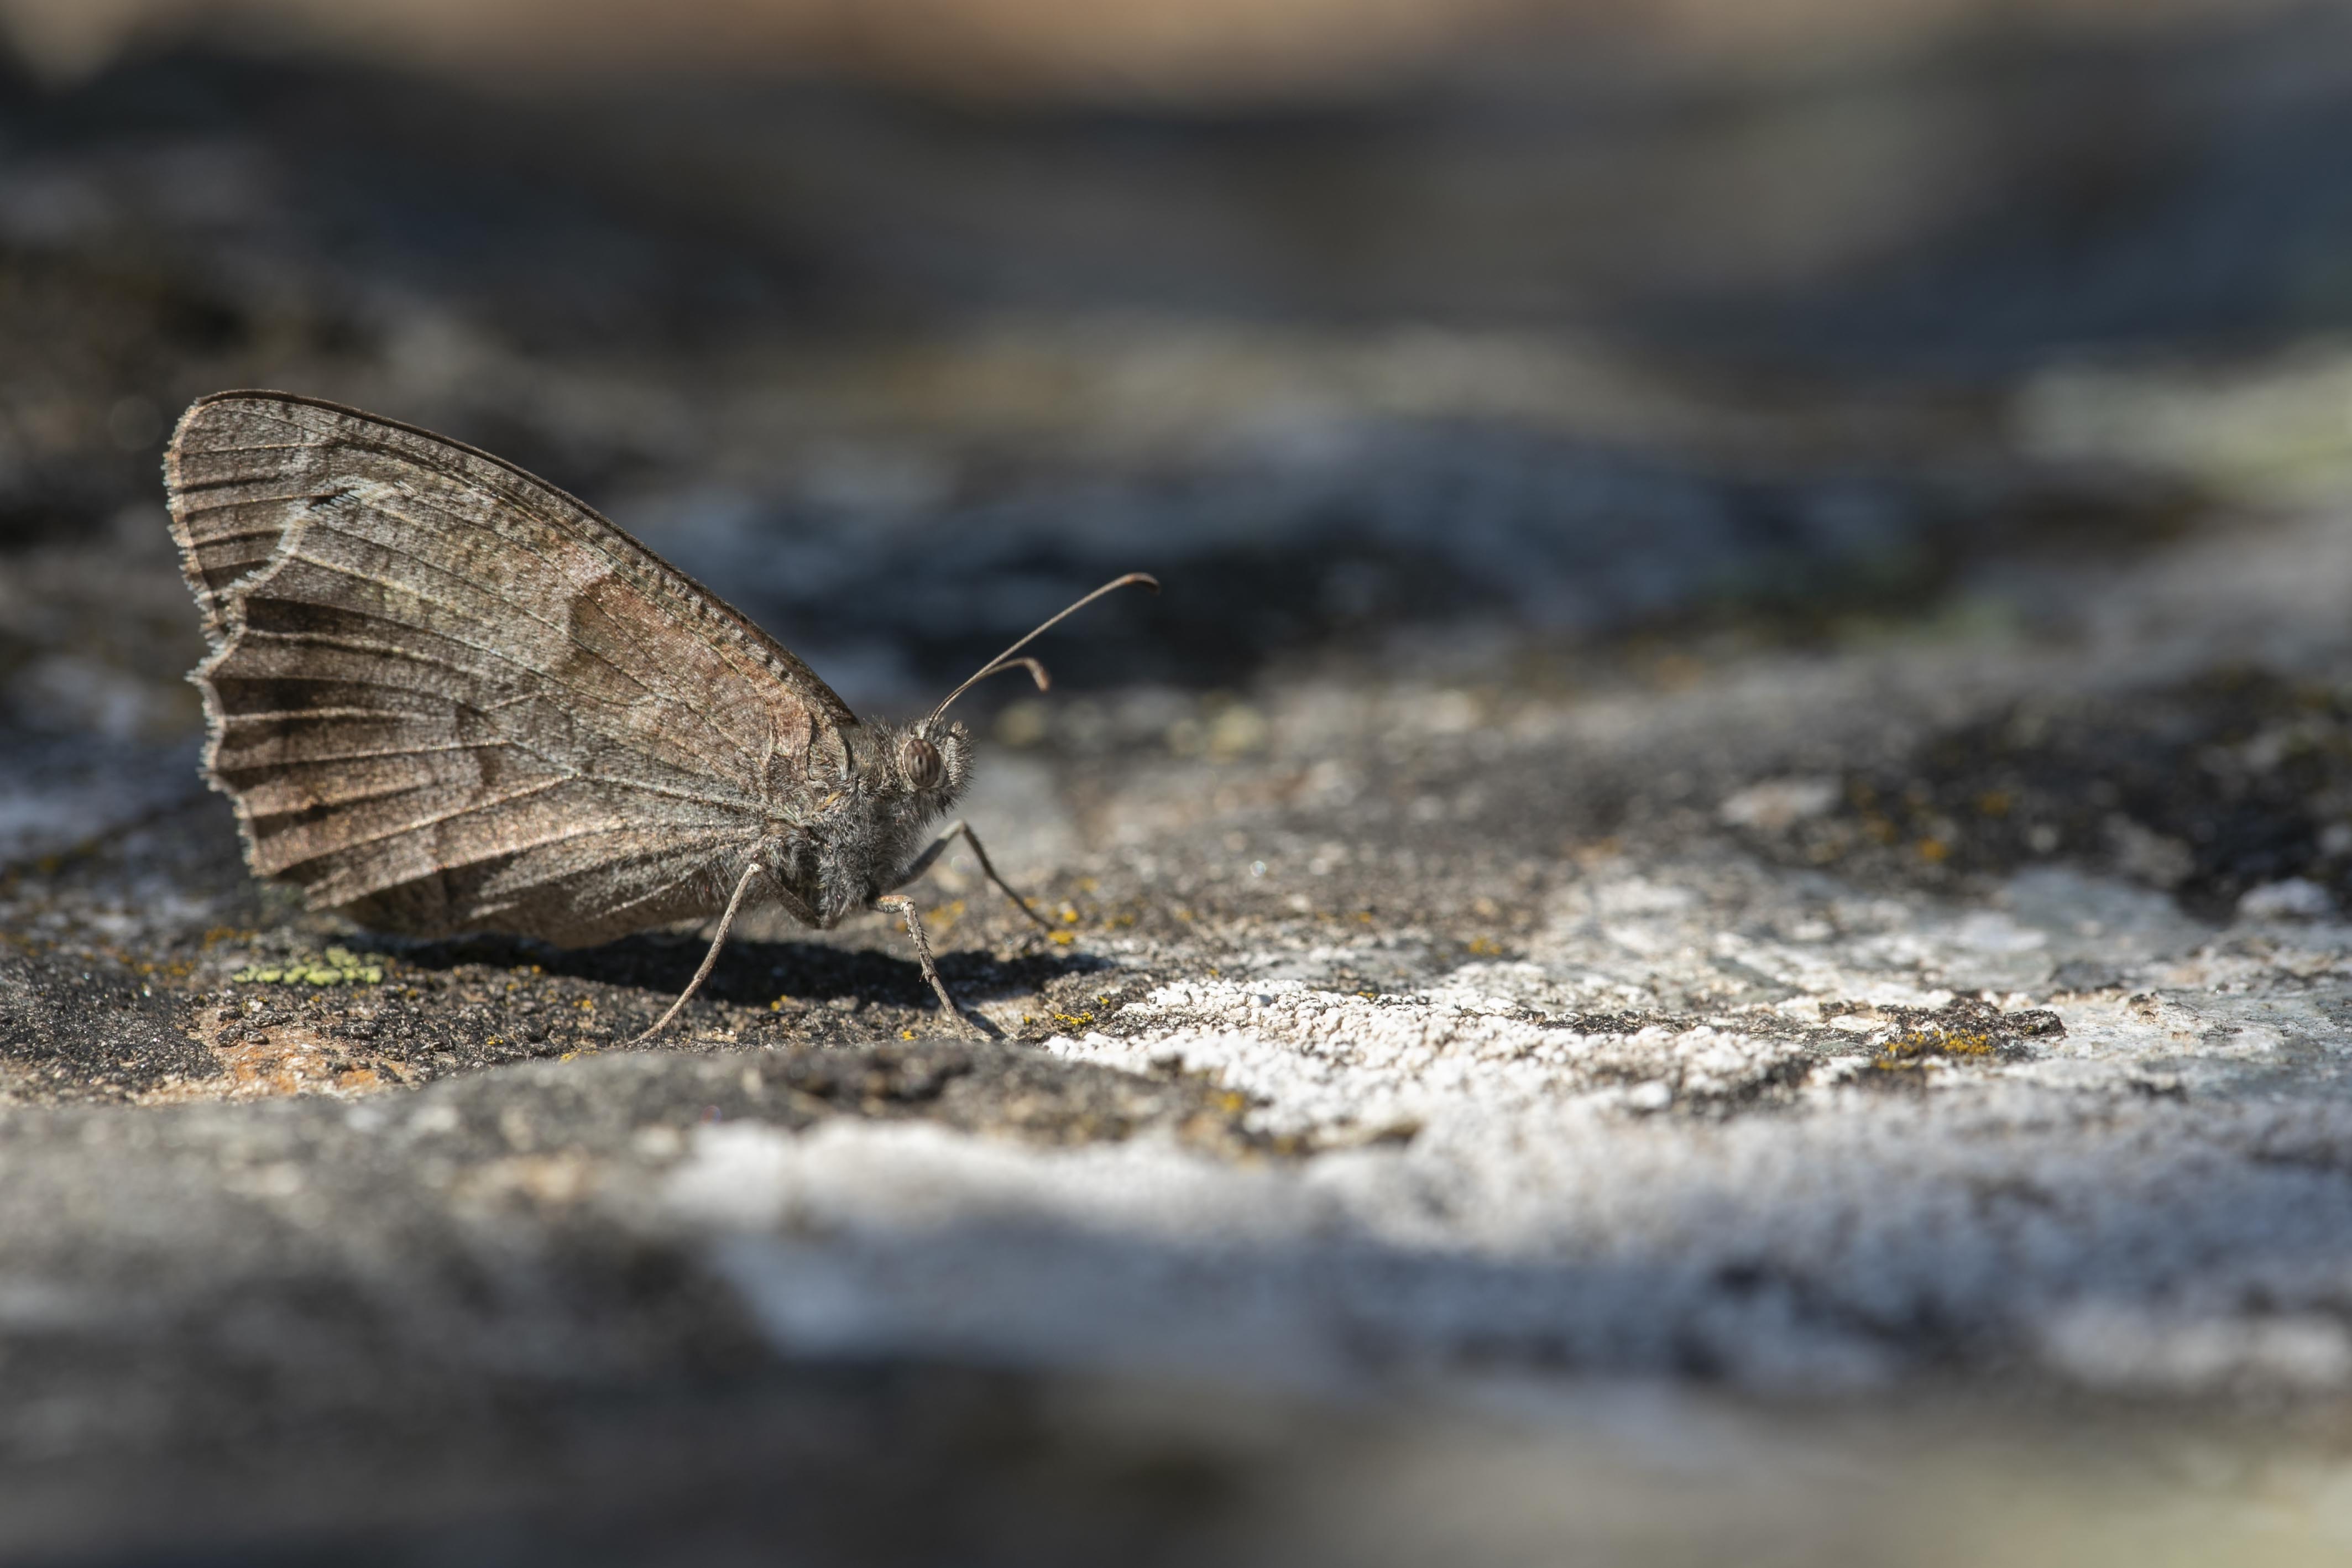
892,820,1055,934
631,860,764,1045
877,894,990,1038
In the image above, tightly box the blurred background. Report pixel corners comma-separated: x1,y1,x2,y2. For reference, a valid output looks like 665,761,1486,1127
4,0,2350,798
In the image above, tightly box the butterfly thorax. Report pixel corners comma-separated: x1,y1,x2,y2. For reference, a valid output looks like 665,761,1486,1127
777,720,971,928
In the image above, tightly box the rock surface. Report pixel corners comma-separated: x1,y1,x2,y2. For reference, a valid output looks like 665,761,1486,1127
9,29,2352,1564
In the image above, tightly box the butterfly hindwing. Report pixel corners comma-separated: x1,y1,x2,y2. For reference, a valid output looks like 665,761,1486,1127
165,391,857,945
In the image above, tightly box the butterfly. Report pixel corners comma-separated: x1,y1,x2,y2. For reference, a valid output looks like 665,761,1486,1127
164,391,1152,1038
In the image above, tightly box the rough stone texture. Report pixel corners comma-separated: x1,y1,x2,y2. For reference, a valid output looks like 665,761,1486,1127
9,25,2352,1563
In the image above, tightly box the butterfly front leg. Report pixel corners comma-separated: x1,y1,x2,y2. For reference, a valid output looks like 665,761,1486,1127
878,822,1050,1039
888,820,1055,934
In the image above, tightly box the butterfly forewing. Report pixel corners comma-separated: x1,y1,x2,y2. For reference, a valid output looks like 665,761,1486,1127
165,392,856,946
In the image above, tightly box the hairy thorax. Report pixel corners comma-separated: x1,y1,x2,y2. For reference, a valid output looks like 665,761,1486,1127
762,720,971,928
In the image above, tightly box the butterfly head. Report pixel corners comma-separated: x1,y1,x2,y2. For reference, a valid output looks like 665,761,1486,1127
896,723,969,800
813,577,1153,926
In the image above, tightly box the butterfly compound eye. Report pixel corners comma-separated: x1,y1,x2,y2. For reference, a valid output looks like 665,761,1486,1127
899,734,944,792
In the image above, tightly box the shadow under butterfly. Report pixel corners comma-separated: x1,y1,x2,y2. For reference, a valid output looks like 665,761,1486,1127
164,391,1154,1039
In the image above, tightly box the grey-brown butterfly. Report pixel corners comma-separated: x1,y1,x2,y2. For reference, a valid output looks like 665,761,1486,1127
164,391,1153,1038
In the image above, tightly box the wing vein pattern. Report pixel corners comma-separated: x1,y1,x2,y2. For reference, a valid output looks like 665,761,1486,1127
166,392,858,945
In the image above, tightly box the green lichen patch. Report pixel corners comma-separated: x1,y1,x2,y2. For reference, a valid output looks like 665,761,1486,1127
233,946,389,986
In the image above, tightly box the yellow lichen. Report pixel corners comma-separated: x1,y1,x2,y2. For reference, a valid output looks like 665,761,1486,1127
1874,1028,1999,1069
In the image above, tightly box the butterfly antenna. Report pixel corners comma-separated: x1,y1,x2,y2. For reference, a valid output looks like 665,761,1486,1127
974,656,1050,693
925,573,1158,731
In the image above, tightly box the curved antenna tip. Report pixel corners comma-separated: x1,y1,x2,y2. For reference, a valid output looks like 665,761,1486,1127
998,656,1050,692
926,571,1156,730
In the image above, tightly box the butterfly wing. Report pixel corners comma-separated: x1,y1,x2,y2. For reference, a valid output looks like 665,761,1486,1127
165,391,858,946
